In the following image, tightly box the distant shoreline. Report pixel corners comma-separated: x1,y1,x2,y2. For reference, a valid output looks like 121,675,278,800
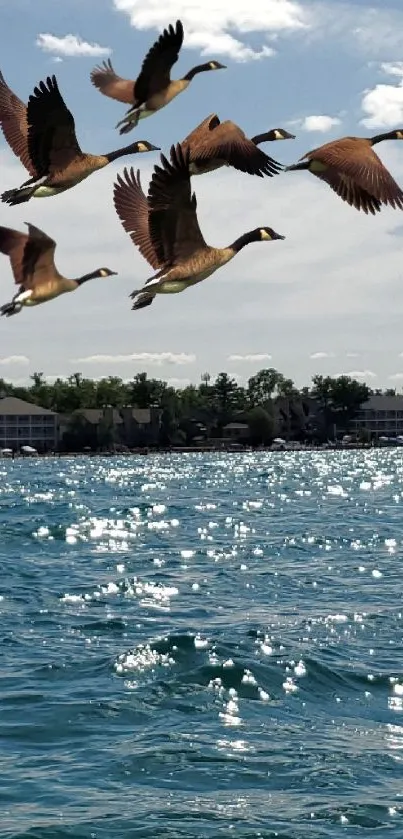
1,441,397,458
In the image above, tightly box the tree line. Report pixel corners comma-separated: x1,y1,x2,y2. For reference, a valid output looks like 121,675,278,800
0,368,392,447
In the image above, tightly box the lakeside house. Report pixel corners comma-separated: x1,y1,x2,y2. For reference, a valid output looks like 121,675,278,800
0,396,58,452
273,395,323,440
222,422,250,442
59,405,161,450
350,394,403,440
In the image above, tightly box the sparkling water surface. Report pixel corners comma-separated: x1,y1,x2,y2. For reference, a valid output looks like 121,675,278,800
1,450,403,838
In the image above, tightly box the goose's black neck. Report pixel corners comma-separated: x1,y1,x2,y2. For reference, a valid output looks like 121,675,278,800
251,132,271,146
182,63,212,82
370,130,398,146
229,230,259,253
75,270,99,286
286,160,310,172
105,143,138,163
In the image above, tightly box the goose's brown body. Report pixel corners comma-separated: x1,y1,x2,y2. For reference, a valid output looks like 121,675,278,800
91,21,225,134
0,223,116,316
113,144,285,311
287,130,403,213
0,75,159,205
91,21,186,107
181,115,294,177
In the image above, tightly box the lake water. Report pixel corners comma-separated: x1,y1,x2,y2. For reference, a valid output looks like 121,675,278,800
1,450,403,838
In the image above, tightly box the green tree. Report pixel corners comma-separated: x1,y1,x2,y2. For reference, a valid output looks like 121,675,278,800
247,367,284,406
330,376,371,428
311,374,371,437
48,377,81,413
311,375,334,410
63,375,96,411
62,412,97,451
180,384,202,411
95,377,126,407
130,372,169,407
311,375,336,438
159,405,179,445
29,372,53,408
198,374,214,411
274,377,301,440
247,406,274,445
276,377,297,398
212,372,244,427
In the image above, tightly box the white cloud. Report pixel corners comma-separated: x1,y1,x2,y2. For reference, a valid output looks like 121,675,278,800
0,355,29,366
301,115,341,132
346,352,359,358
36,34,111,58
361,84,403,128
380,62,403,79
3,377,31,387
227,353,272,362
342,370,377,379
166,377,192,388
388,373,403,381
361,61,403,128
72,352,196,366
112,0,307,61
112,2,403,65
305,4,403,57
351,17,403,55
309,351,336,359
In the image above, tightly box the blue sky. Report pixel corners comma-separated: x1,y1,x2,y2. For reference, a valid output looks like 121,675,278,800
1,0,403,390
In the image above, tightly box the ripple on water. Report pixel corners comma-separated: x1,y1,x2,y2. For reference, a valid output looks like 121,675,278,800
1,450,403,837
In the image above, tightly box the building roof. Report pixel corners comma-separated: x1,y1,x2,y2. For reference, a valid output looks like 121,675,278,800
131,408,151,424
120,406,152,424
360,395,403,411
0,396,56,416
62,407,152,425
70,408,123,425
